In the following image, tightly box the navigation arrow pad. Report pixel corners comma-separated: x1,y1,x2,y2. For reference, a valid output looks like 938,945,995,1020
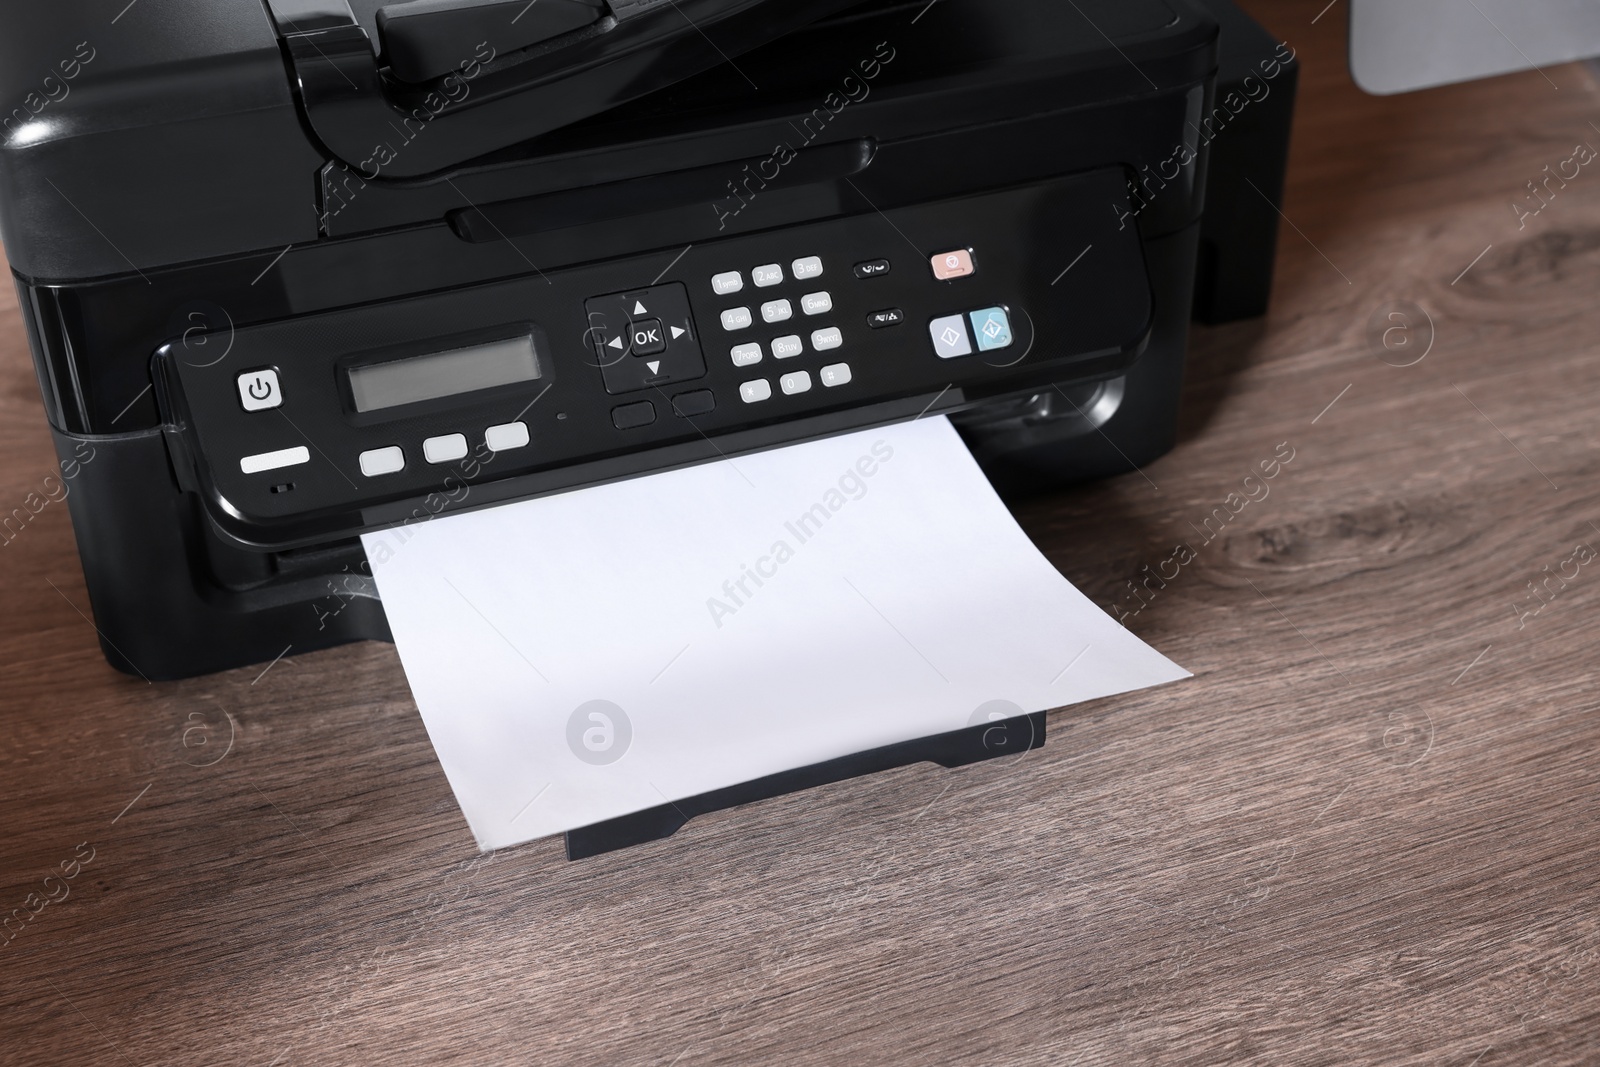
585,283,706,396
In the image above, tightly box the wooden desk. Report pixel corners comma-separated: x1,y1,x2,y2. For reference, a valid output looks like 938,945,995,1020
5,2,1600,1062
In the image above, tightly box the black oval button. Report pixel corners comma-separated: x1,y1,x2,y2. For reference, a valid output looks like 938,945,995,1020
853,259,892,279
866,308,905,329
671,390,716,418
611,401,656,430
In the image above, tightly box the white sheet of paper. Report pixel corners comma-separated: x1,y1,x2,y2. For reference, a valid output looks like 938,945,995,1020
364,416,1188,850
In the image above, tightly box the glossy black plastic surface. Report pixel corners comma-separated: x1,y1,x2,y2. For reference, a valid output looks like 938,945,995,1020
566,712,1046,859
270,0,870,176
3,0,1229,686
377,0,606,83
0,0,1311,860
160,172,1152,549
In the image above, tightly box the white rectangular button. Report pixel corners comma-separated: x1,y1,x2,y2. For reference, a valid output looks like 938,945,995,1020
770,335,804,359
811,327,843,351
801,291,832,316
240,445,309,475
721,307,753,331
424,433,469,464
237,369,282,412
752,264,784,288
360,446,406,477
930,314,973,358
792,256,824,280
730,342,763,367
780,371,812,396
740,379,773,403
712,271,744,296
820,362,852,388
761,299,793,323
485,421,530,451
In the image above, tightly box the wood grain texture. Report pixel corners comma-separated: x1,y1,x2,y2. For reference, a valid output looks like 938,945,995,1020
6,2,1600,1062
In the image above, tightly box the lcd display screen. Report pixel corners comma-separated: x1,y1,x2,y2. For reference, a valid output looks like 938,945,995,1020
348,334,541,413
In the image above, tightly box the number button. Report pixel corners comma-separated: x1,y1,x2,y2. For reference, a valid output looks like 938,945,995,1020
771,335,804,360
811,327,843,352
791,256,824,281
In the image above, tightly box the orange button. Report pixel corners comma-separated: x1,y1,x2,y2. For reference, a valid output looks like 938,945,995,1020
931,249,975,280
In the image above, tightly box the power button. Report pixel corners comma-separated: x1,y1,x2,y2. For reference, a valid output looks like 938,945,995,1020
237,369,282,412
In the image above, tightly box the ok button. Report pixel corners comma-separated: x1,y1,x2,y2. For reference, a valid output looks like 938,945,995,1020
631,319,667,356
236,368,282,412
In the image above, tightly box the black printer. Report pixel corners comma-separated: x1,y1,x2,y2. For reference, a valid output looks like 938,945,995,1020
0,0,1296,682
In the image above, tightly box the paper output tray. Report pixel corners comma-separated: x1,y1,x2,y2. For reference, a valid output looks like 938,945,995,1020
564,712,1046,860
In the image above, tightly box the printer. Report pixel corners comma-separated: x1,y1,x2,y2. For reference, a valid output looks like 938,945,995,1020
0,0,1296,682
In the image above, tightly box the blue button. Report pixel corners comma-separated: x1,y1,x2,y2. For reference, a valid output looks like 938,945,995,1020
970,307,1013,352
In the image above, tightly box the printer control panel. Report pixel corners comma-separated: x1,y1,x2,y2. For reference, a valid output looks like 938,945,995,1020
157,168,1153,546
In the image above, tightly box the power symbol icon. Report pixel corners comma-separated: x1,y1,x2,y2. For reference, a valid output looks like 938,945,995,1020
237,369,282,411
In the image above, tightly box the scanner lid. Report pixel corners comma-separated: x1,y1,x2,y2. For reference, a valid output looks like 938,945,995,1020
265,0,871,178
